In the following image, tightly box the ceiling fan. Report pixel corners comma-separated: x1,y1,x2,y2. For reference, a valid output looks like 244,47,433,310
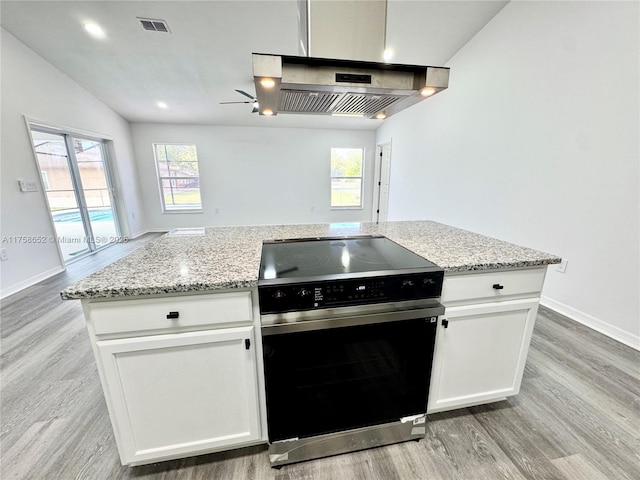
220,89,259,113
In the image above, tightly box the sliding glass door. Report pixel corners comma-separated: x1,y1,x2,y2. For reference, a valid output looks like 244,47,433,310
30,127,120,263
72,137,119,249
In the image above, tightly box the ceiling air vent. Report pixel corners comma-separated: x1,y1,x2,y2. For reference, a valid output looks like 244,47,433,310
138,18,170,33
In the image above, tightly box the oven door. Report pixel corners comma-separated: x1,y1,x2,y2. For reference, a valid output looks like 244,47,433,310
261,309,439,443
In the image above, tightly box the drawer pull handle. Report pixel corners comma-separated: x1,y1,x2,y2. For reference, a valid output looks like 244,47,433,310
493,284,504,290
166,311,180,319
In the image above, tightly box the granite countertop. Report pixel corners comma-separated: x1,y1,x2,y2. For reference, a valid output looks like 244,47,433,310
61,220,561,300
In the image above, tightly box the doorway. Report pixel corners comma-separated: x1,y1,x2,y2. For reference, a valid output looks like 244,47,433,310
29,127,120,263
372,141,392,223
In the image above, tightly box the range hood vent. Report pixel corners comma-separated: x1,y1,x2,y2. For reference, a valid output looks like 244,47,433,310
333,94,400,116
279,91,341,113
253,53,449,119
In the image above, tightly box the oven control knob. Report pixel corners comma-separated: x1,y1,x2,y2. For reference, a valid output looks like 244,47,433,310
272,290,286,300
400,279,417,297
298,288,311,298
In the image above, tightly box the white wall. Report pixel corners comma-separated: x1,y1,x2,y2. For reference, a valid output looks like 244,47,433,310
130,123,376,230
376,1,639,347
0,28,146,296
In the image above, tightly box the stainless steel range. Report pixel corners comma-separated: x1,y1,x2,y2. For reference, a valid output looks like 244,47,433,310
258,235,445,467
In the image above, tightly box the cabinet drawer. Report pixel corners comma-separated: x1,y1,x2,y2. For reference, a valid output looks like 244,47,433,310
442,268,545,305
88,292,253,336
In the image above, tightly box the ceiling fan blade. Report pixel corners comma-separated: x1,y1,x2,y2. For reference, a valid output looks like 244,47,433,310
219,101,252,104
235,89,256,100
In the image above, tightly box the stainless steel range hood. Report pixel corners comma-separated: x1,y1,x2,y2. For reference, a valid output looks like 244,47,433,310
252,1,449,119
252,53,449,119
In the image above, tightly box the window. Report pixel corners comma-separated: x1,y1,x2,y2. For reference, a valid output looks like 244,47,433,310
330,148,364,208
153,144,202,212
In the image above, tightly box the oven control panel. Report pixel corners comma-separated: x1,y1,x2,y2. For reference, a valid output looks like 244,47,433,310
259,271,444,314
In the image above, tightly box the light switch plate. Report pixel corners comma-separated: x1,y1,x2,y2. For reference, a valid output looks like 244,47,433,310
18,180,39,192
556,259,568,273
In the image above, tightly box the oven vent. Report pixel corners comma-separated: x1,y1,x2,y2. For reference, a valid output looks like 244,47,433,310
138,18,170,33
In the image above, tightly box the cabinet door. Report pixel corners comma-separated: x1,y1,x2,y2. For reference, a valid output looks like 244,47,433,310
96,326,261,465
427,299,539,414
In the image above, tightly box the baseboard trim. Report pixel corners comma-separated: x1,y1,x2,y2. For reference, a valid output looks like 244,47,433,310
127,229,149,239
1,265,66,300
127,229,169,238
541,296,639,351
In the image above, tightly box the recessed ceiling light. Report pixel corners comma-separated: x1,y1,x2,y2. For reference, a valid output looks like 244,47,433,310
157,101,168,109
84,23,105,39
262,109,274,116
420,87,436,97
375,113,386,120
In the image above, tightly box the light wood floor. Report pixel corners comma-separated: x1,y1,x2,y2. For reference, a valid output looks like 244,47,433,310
1,236,639,479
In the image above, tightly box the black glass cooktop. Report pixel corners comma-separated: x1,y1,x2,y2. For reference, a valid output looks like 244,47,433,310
259,235,438,283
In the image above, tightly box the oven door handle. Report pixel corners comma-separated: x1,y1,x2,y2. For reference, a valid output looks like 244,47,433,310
261,305,445,336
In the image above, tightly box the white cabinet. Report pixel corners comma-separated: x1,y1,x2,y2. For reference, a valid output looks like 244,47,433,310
83,291,264,466
427,299,539,413
428,268,545,413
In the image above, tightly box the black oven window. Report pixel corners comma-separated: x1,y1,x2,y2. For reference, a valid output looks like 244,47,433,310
262,318,436,442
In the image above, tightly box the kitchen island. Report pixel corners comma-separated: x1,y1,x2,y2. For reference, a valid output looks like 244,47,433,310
61,220,560,466
62,220,559,299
